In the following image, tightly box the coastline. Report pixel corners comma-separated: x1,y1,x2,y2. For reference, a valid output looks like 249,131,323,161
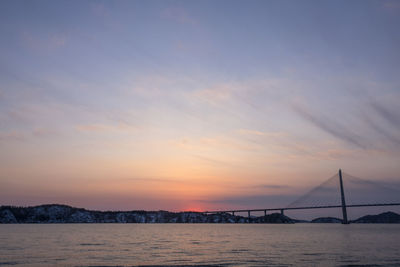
1,204,399,224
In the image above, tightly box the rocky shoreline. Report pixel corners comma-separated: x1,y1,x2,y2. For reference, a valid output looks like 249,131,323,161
0,204,399,224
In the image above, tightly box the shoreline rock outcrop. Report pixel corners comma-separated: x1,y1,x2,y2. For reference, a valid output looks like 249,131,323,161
0,204,294,224
1,205,399,224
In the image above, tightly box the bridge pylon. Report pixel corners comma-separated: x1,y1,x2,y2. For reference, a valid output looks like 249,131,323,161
339,169,349,224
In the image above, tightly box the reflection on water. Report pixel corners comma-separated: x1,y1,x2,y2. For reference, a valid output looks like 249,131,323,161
0,224,399,266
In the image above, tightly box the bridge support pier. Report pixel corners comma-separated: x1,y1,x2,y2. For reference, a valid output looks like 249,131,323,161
280,209,284,216
232,211,235,216
264,210,267,216
339,169,349,224
248,211,251,222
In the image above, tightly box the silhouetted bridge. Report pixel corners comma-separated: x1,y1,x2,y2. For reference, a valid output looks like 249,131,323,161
204,169,400,224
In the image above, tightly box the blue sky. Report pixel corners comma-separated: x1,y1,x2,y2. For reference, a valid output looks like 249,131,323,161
0,0,399,214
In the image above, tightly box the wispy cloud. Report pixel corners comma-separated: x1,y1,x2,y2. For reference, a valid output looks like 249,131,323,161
370,101,400,130
292,103,366,149
256,184,291,189
170,135,258,153
191,154,235,167
32,128,59,138
364,116,400,147
75,122,137,133
21,31,67,51
194,83,233,103
0,131,25,142
198,194,297,209
91,3,110,18
237,129,287,138
161,7,197,25
383,0,400,10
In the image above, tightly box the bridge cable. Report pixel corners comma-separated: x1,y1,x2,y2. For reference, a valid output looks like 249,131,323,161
286,173,339,209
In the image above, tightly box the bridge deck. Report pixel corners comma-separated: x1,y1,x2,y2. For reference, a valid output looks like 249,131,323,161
204,203,400,214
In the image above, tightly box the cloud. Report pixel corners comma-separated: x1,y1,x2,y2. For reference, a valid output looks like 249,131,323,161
237,129,287,138
356,101,400,150
21,31,67,51
0,131,25,142
364,116,400,147
370,101,400,130
238,129,266,136
75,122,137,133
198,194,297,209
161,7,196,25
32,128,59,138
49,34,67,47
256,184,291,189
316,148,356,159
193,83,233,103
106,176,181,184
91,3,110,18
171,135,258,153
191,154,235,167
383,0,400,10
292,103,367,149
126,74,195,100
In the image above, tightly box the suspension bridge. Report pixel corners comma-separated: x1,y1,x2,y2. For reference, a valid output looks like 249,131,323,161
204,169,400,224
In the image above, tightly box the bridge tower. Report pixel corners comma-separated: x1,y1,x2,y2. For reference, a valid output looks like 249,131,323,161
339,169,349,224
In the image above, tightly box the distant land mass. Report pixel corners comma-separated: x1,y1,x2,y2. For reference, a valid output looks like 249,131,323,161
311,217,343,223
351,212,400,223
0,205,399,224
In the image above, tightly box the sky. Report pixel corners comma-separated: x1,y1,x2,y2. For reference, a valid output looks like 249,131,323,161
0,0,400,216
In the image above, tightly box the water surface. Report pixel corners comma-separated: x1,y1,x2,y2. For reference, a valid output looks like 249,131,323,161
1,224,399,266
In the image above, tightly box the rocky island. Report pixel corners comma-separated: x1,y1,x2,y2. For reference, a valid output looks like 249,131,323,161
351,211,400,223
311,217,343,223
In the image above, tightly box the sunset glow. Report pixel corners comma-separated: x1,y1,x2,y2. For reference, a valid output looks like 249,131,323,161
0,0,400,212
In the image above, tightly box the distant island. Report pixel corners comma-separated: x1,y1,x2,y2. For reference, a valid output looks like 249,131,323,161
1,204,399,224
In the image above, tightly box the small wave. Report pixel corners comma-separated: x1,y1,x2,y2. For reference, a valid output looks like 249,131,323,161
303,253,324,256
0,261,19,266
80,243,106,246
77,265,231,267
230,249,249,253
0,247,21,251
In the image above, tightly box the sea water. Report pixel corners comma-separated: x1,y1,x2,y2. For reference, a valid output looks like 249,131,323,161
0,224,399,266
